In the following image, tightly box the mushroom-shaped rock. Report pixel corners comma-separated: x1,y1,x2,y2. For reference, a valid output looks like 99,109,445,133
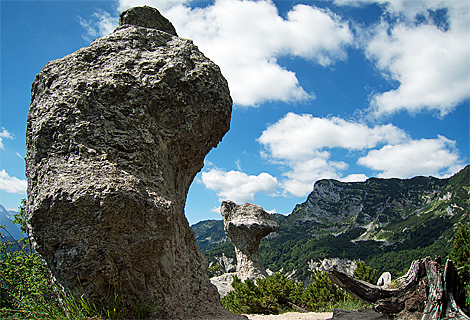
25,6,245,320
220,201,279,281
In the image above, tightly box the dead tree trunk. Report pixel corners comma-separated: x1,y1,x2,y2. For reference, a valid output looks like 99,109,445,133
329,257,469,320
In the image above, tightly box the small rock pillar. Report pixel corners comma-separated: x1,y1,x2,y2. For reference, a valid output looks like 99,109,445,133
220,201,279,281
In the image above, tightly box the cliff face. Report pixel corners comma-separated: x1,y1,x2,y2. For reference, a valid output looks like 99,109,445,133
286,174,450,240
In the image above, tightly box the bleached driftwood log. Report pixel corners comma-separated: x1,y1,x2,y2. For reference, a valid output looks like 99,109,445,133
329,257,469,320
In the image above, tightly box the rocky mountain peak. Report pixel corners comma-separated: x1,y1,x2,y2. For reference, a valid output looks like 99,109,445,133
293,174,449,229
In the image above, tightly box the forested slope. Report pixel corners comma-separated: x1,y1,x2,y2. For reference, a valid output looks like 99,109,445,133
194,166,469,280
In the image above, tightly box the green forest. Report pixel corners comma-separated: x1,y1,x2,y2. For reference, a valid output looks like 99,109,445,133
202,166,469,280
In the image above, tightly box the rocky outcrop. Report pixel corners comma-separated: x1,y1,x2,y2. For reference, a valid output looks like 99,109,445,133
308,258,357,277
210,272,237,298
289,176,448,227
220,201,279,281
25,6,244,320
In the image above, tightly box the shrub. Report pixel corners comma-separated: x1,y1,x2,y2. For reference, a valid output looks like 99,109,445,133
354,260,378,284
1,201,155,319
300,270,345,311
221,271,365,314
449,222,470,306
221,273,303,314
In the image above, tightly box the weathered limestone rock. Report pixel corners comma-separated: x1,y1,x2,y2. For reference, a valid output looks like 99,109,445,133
26,6,245,320
220,201,279,281
308,258,357,277
210,272,237,298
377,272,392,287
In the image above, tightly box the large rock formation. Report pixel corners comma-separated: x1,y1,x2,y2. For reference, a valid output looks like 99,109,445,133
25,6,245,320
220,201,279,281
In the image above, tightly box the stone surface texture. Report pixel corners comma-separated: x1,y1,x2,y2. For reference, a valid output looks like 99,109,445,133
210,272,237,298
308,258,357,277
25,6,244,320
220,201,279,281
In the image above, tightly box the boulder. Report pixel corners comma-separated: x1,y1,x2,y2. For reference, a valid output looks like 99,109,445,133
377,272,392,287
26,6,245,320
220,201,279,281
308,258,357,277
210,272,237,298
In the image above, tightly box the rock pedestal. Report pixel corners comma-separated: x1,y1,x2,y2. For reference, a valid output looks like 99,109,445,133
220,201,279,281
26,6,244,320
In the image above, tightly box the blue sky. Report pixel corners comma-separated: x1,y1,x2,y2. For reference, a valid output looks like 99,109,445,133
1,0,468,225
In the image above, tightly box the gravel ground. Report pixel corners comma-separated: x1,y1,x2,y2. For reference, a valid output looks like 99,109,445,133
243,312,333,320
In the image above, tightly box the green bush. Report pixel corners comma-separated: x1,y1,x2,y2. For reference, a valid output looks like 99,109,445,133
221,271,369,315
300,270,345,311
221,273,304,314
354,260,378,284
449,222,470,306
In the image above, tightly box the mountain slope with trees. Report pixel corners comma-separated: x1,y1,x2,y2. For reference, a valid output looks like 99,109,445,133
194,165,469,280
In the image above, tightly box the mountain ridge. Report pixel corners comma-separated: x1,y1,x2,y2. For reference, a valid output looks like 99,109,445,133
194,165,469,280
0,204,23,241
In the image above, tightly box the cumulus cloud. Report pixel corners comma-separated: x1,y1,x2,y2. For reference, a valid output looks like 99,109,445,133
336,0,466,20
258,113,410,196
365,18,470,117
343,0,470,117
342,173,369,182
357,135,464,178
165,1,353,106
258,113,408,160
200,168,280,204
281,153,349,197
0,170,27,195
0,128,13,150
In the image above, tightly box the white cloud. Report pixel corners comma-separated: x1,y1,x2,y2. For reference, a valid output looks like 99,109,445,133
341,0,470,117
0,170,27,195
200,168,280,204
258,113,408,160
210,206,221,214
153,0,353,106
79,9,119,41
235,159,242,171
258,113,409,197
365,19,470,117
336,0,467,21
342,173,369,182
0,128,13,150
357,135,464,178
281,153,349,197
